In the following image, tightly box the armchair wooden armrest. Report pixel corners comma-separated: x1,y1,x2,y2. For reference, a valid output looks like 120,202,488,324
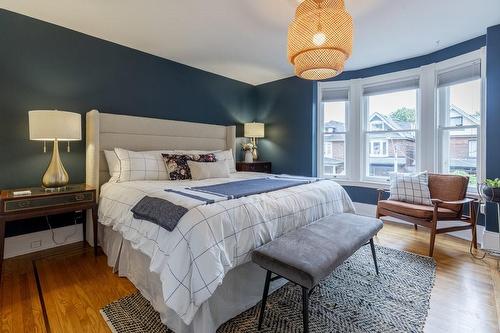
431,197,476,206
377,188,390,202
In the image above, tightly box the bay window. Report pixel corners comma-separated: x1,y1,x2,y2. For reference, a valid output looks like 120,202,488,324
316,48,484,193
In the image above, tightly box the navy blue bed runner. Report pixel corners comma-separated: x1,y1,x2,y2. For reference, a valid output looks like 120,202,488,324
131,176,320,231
189,177,314,199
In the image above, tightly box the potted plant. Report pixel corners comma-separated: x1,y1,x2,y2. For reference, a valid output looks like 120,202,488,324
480,178,500,203
241,142,255,163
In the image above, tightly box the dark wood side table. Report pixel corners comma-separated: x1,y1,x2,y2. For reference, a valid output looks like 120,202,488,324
236,161,272,173
0,184,98,280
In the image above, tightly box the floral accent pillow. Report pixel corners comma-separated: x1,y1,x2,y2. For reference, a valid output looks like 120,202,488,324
162,153,217,180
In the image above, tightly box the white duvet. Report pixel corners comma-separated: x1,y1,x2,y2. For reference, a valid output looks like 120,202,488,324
98,172,355,324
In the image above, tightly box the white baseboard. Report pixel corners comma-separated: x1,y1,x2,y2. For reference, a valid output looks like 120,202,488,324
353,202,486,245
4,224,84,259
482,230,500,252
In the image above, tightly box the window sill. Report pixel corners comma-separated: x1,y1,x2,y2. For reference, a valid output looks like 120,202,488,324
328,178,480,198
327,179,389,190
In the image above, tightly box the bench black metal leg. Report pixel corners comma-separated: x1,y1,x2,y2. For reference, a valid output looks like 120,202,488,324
302,287,309,333
369,238,379,275
258,270,272,330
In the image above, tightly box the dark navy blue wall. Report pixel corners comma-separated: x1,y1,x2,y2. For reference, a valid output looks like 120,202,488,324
0,9,254,237
486,25,500,233
255,34,500,232
254,77,316,176
0,9,255,190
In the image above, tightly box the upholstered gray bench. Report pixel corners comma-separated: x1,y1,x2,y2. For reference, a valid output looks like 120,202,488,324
251,213,383,333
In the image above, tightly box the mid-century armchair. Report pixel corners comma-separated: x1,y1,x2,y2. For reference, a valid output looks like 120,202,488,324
376,173,478,257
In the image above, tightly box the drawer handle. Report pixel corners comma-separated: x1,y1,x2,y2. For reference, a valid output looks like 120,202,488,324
18,201,31,208
75,194,85,201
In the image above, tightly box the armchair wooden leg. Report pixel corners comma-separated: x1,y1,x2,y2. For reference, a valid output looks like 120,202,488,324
429,205,440,257
429,228,436,257
414,224,418,230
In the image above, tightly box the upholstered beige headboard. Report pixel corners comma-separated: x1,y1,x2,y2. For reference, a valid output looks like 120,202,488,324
85,109,236,244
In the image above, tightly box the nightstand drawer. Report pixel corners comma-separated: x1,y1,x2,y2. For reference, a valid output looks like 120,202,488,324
236,162,272,173
3,191,94,213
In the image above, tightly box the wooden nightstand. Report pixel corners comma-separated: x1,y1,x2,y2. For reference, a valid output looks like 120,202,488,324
0,184,98,280
236,161,272,173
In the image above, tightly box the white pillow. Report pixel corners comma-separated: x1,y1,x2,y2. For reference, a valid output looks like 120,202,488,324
213,149,236,173
388,171,432,206
174,149,236,173
187,160,230,180
104,150,120,182
114,148,170,182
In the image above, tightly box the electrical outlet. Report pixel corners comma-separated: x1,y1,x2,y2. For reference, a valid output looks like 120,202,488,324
31,240,42,249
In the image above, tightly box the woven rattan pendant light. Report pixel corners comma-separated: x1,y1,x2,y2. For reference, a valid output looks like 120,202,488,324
288,0,353,80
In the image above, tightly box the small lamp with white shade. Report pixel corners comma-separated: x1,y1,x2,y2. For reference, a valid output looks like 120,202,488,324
244,122,265,161
29,110,81,190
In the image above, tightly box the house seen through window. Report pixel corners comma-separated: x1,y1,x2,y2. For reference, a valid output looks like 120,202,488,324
322,100,347,177
438,78,481,187
364,87,418,180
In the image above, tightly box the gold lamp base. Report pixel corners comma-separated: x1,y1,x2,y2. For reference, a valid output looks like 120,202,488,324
251,137,258,161
42,139,69,189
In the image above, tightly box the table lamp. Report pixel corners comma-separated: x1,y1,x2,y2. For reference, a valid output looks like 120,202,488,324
29,110,81,190
244,122,265,160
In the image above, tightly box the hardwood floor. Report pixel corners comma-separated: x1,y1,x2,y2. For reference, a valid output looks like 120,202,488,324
1,221,499,333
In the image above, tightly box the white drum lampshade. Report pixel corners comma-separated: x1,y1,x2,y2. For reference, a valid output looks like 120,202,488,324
244,122,265,161
28,110,82,189
29,110,81,141
244,122,265,139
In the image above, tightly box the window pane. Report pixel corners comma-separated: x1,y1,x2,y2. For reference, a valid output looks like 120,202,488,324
323,101,346,133
439,78,481,188
441,79,481,127
323,134,345,176
442,128,478,186
367,132,416,178
322,101,347,177
366,89,417,131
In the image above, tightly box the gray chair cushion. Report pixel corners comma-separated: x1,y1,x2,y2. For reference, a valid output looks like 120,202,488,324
252,213,383,289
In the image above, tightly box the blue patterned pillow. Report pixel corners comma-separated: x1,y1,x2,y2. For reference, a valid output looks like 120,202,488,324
162,153,216,180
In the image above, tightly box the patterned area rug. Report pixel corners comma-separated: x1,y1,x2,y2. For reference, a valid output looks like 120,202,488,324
101,245,436,333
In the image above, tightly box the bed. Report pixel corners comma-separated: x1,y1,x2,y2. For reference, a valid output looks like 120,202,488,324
85,110,355,333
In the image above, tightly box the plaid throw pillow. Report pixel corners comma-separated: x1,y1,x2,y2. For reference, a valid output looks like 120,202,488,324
114,148,169,182
162,153,216,180
388,172,432,206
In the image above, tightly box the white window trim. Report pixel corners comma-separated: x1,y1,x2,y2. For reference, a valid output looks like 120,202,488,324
317,82,351,179
435,48,486,192
360,68,421,183
316,48,486,195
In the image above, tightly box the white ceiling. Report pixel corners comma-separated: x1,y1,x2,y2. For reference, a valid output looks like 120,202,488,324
2,0,500,85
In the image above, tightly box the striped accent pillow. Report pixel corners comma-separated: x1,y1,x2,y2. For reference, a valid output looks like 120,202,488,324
388,172,432,206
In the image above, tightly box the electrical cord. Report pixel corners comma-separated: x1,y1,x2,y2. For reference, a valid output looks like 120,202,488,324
469,184,500,270
45,215,78,245
469,201,487,259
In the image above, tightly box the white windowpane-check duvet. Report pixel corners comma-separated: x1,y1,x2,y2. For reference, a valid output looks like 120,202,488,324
98,174,355,324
